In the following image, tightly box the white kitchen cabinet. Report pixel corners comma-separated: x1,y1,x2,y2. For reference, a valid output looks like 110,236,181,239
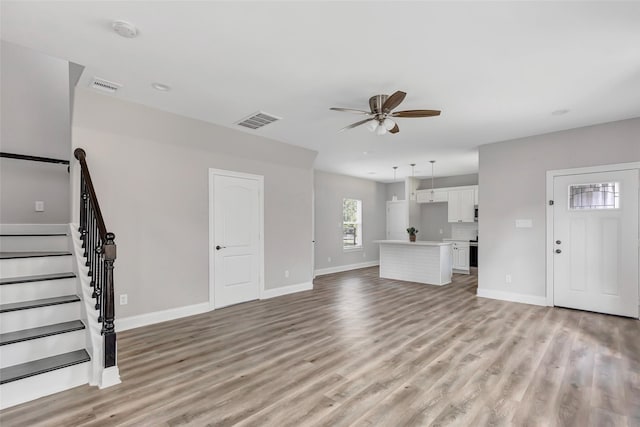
416,189,448,203
451,241,470,273
386,201,408,240
448,189,475,223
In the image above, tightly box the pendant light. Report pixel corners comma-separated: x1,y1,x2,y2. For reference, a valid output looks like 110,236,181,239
410,163,416,200
430,160,436,197
392,166,398,201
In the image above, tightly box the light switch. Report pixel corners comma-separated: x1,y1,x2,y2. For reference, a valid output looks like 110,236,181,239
35,201,44,212
515,219,533,228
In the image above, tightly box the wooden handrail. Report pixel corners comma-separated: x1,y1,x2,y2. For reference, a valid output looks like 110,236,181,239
1,152,70,165
74,148,107,239
74,148,116,369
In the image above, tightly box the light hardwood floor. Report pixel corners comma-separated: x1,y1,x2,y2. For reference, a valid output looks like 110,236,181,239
1,267,639,426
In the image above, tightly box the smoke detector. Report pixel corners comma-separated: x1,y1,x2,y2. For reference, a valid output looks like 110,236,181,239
112,20,138,38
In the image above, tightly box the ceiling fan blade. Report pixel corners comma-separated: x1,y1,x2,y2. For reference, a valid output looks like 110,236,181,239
339,118,375,132
382,91,406,113
389,123,400,134
391,109,441,118
330,107,372,115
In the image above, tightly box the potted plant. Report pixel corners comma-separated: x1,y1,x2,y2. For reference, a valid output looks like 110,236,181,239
406,227,419,242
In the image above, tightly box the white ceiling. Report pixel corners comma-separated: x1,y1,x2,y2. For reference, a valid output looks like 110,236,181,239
2,1,640,182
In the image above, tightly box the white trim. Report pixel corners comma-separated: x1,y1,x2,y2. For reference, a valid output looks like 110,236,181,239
261,282,313,299
545,161,640,307
116,302,210,332
477,288,547,307
0,223,68,234
98,366,121,389
208,168,265,310
314,260,379,277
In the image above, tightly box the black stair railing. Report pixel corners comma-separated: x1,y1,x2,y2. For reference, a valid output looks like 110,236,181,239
74,148,116,368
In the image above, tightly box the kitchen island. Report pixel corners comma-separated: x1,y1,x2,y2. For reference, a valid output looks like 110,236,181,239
374,240,453,286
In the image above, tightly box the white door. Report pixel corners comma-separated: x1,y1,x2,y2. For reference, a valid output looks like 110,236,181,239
387,201,408,240
553,169,639,317
211,173,262,309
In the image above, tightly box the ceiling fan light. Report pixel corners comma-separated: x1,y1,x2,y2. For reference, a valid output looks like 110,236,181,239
367,120,378,131
383,118,395,130
376,124,387,135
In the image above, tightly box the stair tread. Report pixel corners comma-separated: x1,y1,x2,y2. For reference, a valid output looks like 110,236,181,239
0,349,90,384
0,272,76,286
0,233,67,237
0,295,80,313
0,320,85,346
0,251,71,259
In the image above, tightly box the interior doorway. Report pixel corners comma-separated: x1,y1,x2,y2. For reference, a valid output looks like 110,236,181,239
209,169,264,309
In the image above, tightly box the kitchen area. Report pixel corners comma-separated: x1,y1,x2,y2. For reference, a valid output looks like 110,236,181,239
380,171,478,285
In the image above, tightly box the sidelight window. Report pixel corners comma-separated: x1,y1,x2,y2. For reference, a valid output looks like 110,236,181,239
343,198,362,249
568,182,619,210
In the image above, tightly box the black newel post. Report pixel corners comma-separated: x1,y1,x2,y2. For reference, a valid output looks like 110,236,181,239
102,232,117,368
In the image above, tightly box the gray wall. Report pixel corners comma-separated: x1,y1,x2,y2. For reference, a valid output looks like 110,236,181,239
314,171,386,271
419,203,450,241
479,117,640,298
0,41,71,223
72,89,317,318
385,182,405,201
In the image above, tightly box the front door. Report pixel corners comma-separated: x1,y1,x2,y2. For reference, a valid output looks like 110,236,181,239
553,169,639,317
212,173,262,308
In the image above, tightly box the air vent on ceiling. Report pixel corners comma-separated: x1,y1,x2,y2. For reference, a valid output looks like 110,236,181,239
89,77,122,94
236,111,281,130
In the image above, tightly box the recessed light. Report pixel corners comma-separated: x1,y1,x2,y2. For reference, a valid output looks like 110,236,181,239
151,82,171,92
368,172,376,175
551,109,569,116
112,20,139,38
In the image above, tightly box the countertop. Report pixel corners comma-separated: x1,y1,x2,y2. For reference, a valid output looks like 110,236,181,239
374,240,452,247
442,238,478,246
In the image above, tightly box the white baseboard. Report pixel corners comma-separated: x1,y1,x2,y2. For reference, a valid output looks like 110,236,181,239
476,288,547,307
314,260,379,277
261,282,313,299
116,302,210,332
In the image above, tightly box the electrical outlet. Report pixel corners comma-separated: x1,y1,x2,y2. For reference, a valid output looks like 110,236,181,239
284,270,289,278
362,252,366,258
439,229,443,234
327,257,332,263
505,274,512,284
35,201,44,212
120,294,128,305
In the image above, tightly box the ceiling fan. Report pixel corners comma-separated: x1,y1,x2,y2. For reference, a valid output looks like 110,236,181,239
330,91,440,135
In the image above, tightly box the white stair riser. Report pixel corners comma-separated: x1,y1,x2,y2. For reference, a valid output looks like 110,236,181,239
0,224,68,235
0,256,73,279
0,278,77,304
0,302,81,334
0,330,86,369
0,361,90,410
0,235,69,252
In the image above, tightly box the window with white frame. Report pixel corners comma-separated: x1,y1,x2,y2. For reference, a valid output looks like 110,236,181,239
343,198,362,249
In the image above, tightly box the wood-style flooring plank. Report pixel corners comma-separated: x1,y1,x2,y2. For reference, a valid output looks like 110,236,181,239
0,267,638,427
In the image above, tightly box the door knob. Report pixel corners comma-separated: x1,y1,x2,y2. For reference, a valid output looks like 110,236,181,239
215,245,226,250
555,249,562,254
555,240,561,245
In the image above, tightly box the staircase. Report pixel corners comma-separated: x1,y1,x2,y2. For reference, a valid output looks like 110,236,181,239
0,226,91,409
0,149,119,410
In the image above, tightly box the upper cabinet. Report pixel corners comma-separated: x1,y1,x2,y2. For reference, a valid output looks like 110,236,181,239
416,189,448,203
447,189,475,223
